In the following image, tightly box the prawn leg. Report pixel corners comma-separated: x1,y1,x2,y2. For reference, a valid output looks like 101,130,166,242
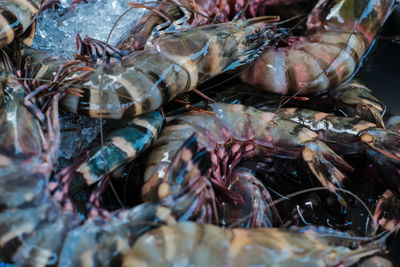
330,79,386,128
373,190,400,232
75,33,129,64
219,167,282,228
274,108,400,196
143,103,353,213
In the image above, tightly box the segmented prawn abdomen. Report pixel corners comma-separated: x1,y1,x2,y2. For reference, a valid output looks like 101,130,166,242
0,0,42,48
241,0,395,94
240,49,289,94
0,78,44,180
58,203,178,265
152,25,238,87
307,0,395,44
61,50,190,119
0,171,48,209
123,222,383,266
70,111,163,191
13,213,77,266
242,106,319,154
240,31,368,94
0,199,58,256
122,222,233,267
300,41,355,87
274,108,377,142
143,117,220,184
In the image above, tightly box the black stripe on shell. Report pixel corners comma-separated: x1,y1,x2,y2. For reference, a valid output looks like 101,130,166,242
0,8,23,37
146,71,170,104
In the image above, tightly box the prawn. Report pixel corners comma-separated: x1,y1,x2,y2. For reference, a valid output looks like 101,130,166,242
115,0,313,52
122,221,389,266
0,50,59,179
67,110,164,193
114,0,393,125
59,17,275,119
142,103,354,222
240,0,396,96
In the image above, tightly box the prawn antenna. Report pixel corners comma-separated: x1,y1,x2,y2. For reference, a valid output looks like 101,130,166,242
229,187,376,237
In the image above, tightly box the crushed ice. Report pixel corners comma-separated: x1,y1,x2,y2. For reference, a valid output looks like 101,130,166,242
32,0,149,163
33,0,148,57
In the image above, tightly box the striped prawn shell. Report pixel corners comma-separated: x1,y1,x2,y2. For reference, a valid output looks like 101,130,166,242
143,103,353,201
273,107,379,143
61,50,191,119
2,123,220,266
240,0,396,94
0,0,42,48
55,203,178,266
3,195,178,265
0,77,43,177
122,222,384,266
61,20,274,119
273,107,400,197
143,103,319,185
69,111,164,192
4,136,216,266
241,31,369,94
328,79,386,127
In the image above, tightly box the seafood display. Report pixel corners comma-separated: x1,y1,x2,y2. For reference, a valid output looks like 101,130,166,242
0,0,399,266
116,0,395,96
0,131,214,264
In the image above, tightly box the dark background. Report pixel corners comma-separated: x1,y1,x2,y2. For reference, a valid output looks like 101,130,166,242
359,7,400,115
